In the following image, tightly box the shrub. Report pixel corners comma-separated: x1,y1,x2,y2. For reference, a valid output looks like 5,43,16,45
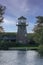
38,45,43,56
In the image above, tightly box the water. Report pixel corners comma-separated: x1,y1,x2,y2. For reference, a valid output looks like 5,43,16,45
0,50,43,65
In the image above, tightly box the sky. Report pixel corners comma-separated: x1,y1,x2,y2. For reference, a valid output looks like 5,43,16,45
0,0,43,33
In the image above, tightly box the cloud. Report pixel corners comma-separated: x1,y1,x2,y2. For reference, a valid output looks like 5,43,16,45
2,17,17,32
0,0,43,32
0,0,30,17
0,0,43,17
3,18,16,25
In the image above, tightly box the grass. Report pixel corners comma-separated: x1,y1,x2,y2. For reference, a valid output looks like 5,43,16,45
9,46,38,50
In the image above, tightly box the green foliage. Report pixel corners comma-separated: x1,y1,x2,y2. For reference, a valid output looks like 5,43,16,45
34,16,43,45
27,33,34,40
0,4,6,33
36,16,43,23
33,16,43,54
0,4,6,23
0,40,9,50
0,32,16,37
0,32,38,50
38,45,43,56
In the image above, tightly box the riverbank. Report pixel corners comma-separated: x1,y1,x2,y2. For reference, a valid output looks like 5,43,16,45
9,47,38,50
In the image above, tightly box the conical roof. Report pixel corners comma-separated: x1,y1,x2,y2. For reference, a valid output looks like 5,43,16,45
18,16,27,20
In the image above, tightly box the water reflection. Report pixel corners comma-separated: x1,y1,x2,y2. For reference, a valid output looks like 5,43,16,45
17,51,27,65
0,50,43,65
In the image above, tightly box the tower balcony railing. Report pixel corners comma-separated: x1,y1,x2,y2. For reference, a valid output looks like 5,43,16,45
16,22,28,26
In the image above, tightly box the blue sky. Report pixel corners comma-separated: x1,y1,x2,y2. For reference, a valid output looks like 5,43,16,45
0,0,43,33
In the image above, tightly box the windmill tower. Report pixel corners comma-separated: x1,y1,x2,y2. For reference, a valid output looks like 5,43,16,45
16,16,28,44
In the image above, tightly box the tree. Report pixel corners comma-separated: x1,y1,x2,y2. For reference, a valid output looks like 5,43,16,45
0,4,6,22
0,4,6,32
34,16,43,45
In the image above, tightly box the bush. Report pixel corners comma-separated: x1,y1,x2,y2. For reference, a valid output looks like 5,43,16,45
38,45,43,56
0,40,9,50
